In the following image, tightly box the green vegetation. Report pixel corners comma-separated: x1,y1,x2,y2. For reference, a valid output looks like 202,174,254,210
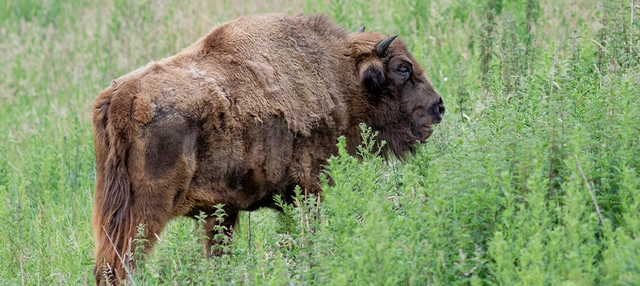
1,0,639,284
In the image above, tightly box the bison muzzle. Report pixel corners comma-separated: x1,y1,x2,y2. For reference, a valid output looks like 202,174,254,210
92,13,443,285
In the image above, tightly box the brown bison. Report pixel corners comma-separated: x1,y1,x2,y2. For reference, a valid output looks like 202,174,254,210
92,13,444,284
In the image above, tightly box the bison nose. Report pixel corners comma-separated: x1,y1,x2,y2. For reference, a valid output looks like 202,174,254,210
430,97,445,124
438,100,445,119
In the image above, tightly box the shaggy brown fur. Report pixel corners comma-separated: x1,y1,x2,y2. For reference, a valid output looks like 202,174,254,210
92,13,444,285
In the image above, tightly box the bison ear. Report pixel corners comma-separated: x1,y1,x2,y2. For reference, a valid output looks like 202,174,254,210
357,26,365,33
360,61,385,95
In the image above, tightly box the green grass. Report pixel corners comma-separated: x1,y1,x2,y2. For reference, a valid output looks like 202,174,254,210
1,0,639,284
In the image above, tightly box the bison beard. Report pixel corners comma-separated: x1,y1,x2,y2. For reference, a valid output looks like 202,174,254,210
91,13,443,285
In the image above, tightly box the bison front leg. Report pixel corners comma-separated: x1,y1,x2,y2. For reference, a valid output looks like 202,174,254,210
203,211,238,257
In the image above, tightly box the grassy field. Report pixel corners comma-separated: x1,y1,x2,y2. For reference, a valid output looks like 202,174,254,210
1,0,639,284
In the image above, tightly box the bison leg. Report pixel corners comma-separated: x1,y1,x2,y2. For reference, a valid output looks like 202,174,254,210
94,189,174,285
203,211,238,257
94,117,197,284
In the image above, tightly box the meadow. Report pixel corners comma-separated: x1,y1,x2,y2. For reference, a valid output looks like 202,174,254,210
1,0,639,284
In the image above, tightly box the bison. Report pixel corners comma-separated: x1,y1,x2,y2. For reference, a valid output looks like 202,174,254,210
92,13,444,284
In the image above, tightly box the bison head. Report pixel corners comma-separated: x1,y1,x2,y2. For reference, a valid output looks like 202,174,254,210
349,31,445,158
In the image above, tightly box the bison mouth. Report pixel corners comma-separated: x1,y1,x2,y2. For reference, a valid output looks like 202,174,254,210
411,125,434,142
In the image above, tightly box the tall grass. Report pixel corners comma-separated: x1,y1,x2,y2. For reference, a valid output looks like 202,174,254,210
1,0,639,284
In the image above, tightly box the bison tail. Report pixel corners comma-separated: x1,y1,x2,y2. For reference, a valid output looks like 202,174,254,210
92,90,138,284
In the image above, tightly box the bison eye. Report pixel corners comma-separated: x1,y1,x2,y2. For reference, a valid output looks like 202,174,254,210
396,66,410,77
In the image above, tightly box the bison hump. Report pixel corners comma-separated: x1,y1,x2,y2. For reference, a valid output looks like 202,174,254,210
187,14,350,136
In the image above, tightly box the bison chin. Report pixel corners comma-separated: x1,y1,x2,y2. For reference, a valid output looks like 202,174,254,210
411,125,435,142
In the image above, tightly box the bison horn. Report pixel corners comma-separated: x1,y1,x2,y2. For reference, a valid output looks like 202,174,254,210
358,26,365,33
376,35,397,57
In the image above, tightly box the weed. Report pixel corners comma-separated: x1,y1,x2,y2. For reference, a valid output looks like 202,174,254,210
1,0,639,284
